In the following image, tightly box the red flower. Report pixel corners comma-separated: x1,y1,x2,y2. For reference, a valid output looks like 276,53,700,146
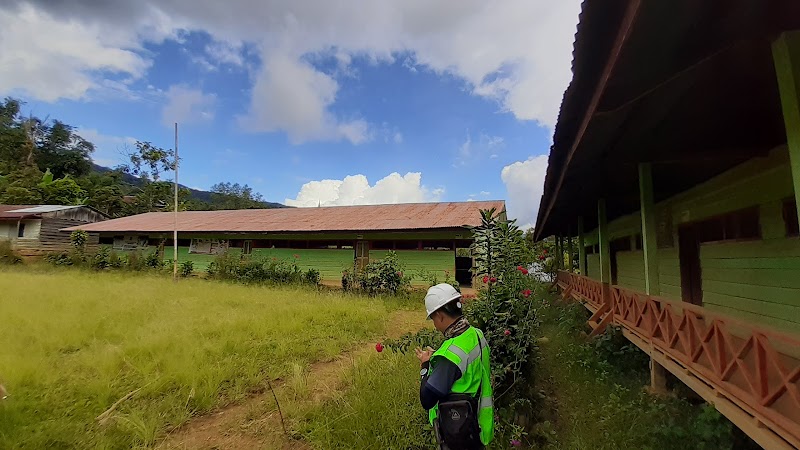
482,276,489,284
539,255,545,261
517,265,524,271
489,277,497,283
375,343,384,353
522,289,531,298
521,267,529,275
504,329,511,336
543,249,548,254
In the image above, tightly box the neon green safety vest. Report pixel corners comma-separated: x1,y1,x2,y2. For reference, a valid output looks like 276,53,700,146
428,326,494,445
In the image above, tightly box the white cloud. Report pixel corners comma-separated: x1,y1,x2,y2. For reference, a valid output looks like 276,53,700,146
5,0,582,140
455,131,505,166
76,128,137,168
285,172,443,207
238,52,368,144
0,4,151,101
161,85,216,127
205,39,245,67
501,155,548,230
393,132,403,144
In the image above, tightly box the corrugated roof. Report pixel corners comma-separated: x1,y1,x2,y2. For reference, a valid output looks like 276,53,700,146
7,205,82,214
64,201,505,234
0,205,44,219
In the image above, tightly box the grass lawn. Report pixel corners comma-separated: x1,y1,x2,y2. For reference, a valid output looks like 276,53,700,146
0,268,394,449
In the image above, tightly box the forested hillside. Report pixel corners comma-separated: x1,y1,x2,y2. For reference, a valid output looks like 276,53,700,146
0,98,283,217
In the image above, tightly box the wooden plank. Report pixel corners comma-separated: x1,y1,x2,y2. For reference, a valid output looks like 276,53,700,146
640,162,661,295
703,292,800,325
705,303,800,336
700,239,800,260
702,267,800,289
773,31,800,228
578,217,587,275
702,257,800,270
598,199,612,284
703,280,800,307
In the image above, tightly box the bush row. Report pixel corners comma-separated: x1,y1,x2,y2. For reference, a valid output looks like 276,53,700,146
206,251,321,286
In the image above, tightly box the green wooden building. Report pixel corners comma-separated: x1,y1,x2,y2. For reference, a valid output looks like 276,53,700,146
536,1,800,447
68,200,505,285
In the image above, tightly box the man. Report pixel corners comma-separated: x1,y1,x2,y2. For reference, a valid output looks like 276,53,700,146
415,283,493,449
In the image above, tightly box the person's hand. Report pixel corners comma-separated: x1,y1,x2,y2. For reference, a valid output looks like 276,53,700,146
415,346,434,364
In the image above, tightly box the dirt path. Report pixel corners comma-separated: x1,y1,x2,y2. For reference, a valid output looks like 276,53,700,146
158,309,427,450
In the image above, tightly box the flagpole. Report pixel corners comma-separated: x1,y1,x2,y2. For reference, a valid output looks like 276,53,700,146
173,122,179,281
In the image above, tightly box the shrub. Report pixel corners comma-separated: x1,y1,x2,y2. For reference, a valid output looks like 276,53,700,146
125,250,145,271
70,230,88,252
45,251,73,266
144,251,164,270
304,268,321,285
180,260,194,277
206,251,320,286
91,246,111,270
356,251,410,295
0,241,22,264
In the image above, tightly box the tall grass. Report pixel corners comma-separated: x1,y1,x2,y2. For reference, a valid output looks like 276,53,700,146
301,351,435,450
0,269,388,449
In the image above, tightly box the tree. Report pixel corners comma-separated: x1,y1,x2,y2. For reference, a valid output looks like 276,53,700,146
34,120,94,178
210,182,266,210
118,141,175,182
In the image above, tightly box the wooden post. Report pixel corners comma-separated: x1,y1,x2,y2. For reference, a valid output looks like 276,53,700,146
555,236,563,270
578,217,586,275
773,31,800,226
568,234,575,272
639,163,661,296
598,199,613,320
597,199,611,284
640,163,666,394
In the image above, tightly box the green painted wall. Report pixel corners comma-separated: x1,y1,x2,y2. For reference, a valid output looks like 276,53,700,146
616,251,645,291
576,147,799,333
658,248,682,300
700,239,800,334
251,248,353,280
586,254,600,279
369,249,455,284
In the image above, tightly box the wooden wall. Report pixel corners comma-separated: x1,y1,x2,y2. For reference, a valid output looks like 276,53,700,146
615,251,645,291
700,239,800,334
577,146,800,334
12,218,99,256
369,249,455,284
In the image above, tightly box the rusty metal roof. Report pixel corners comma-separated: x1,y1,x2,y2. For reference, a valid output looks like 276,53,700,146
64,201,505,234
0,205,45,219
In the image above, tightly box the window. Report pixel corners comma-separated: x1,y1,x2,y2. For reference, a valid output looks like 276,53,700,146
678,206,761,306
17,223,25,238
784,198,799,237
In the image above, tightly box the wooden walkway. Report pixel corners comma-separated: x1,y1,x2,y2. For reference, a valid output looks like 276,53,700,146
557,270,800,450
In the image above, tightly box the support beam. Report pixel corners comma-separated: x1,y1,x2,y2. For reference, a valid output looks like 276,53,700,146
773,31,800,227
639,163,661,296
597,199,612,284
555,236,562,270
578,217,586,275
567,234,574,273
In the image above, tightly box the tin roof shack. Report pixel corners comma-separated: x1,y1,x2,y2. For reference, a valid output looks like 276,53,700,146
65,200,505,285
536,0,800,448
0,205,109,256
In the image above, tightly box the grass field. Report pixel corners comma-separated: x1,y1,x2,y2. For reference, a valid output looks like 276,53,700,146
0,268,397,449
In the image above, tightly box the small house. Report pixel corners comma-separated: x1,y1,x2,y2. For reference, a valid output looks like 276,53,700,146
0,205,108,256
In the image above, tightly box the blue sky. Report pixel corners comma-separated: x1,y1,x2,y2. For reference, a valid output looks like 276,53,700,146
0,1,582,228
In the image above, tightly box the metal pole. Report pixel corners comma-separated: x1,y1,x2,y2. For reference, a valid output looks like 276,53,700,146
173,122,179,281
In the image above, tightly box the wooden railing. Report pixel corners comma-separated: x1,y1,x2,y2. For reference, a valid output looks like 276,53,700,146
557,270,800,449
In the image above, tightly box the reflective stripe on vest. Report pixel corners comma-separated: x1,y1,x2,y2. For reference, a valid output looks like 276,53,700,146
428,326,494,445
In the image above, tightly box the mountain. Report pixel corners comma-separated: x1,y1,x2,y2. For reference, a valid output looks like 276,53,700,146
91,164,286,209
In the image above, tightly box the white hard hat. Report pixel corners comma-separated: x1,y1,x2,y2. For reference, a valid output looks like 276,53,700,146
425,283,462,319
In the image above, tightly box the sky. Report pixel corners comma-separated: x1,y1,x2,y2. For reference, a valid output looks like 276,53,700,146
0,0,582,229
